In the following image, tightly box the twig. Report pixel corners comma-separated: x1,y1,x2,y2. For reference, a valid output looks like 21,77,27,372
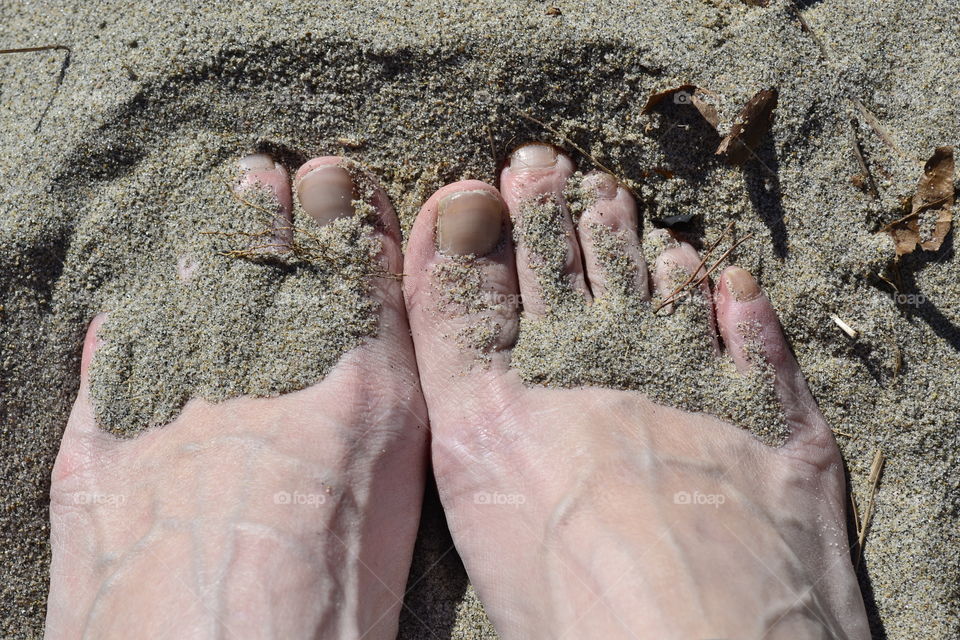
850,118,879,199
655,222,734,312
855,449,885,567
851,98,906,158
655,231,754,312
787,3,831,62
516,110,621,180
830,313,859,340
1,45,73,133
879,193,953,233
0,45,70,54
486,122,498,168
875,271,899,293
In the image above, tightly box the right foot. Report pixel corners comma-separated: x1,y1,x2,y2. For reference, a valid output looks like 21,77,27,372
404,144,871,639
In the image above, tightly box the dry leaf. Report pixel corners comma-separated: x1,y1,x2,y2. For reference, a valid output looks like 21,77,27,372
545,6,561,15
884,146,954,256
716,88,778,165
641,84,721,129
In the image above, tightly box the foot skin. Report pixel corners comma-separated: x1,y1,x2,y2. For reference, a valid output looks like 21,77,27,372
46,155,428,640
404,144,871,639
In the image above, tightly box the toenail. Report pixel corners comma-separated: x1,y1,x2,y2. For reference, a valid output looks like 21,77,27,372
437,190,503,256
297,166,355,225
725,267,762,302
584,172,619,200
238,153,276,171
511,143,558,172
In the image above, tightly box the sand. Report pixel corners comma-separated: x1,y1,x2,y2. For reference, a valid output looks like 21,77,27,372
1,0,959,637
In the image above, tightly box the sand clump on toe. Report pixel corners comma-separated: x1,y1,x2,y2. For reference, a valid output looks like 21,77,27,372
88,161,383,435
506,187,789,445
1,0,959,638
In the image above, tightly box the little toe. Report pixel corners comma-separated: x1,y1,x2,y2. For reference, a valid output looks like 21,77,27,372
652,233,719,352
403,180,518,382
236,153,293,251
575,172,649,300
715,266,834,449
499,143,591,316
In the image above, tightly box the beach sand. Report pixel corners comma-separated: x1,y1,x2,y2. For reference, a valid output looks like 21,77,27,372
1,0,958,637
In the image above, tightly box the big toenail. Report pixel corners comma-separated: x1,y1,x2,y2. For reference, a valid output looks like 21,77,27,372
437,190,503,256
725,267,762,302
297,166,356,225
238,153,276,171
511,143,558,172
585,172,619,200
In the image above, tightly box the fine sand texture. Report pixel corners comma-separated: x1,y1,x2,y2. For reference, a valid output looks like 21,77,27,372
2,0,959,638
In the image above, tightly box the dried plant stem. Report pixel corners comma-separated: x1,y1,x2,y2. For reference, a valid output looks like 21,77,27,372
854,449,885,568
656,229,754,312
516,110,621,181
655,222,734,312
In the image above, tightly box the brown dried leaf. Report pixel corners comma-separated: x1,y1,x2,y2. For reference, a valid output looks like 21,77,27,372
743,0,771,6
915,146,954,251
884,146,954,256
641,84,720,129
716,88,778,165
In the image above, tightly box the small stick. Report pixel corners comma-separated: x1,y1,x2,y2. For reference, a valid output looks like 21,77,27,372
486,122,498,168
1,45,73,133
875,271,899,293
656,231,754,312
879,193,953,232
851,99,906,158
830,313,859,339
224,180,283,218
517,110,621,180
655,222,734,312
850,119,879,199
689,233,755,288
787,3,831,62
0,45,71,54
855,449,885,567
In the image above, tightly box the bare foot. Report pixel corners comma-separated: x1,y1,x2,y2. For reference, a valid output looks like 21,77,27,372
403,144,870,639
46,155,428,639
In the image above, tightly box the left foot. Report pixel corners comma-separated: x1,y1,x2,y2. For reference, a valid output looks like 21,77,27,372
403,144,871,639
46,155,428,639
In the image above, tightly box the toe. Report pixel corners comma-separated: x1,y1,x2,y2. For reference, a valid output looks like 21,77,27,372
652,233,720,352
294,156,409,364
575,172,649,300
403,180,518,381
236,153,293,251
55,314,109,481
499,143,591,316
715,266,834,450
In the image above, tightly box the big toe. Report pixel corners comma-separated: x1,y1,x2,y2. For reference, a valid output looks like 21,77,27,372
403,180,521,418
